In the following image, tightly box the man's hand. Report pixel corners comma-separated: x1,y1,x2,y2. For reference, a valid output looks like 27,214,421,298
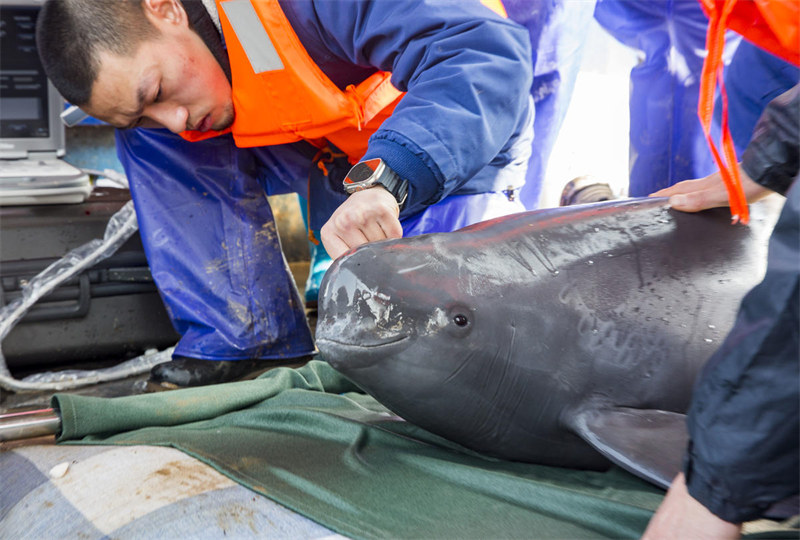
649,166,771,212
321,187,403,259
642,473,742,540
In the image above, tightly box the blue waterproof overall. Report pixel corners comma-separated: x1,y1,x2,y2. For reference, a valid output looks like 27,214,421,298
504,0,597,209
594,0,799,196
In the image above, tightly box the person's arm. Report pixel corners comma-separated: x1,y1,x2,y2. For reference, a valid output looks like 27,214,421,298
282,0,532,257
642,473,742,540
649,165,772,212
651,84,799,210
645,83,800,535
646,178,800,535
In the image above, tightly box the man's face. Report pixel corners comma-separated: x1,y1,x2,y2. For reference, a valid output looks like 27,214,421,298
86,1,233,133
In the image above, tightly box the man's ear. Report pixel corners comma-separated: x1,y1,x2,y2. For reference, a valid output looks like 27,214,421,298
142,0,188,29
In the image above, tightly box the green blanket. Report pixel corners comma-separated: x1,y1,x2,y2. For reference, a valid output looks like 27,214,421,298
53,361,664,539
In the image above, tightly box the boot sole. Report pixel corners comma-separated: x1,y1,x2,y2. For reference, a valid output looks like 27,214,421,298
143,358,314,393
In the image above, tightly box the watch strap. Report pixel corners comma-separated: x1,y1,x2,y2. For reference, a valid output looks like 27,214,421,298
378,166,408,209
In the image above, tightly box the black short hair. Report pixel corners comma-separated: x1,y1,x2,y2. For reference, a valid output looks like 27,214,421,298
36,0,158,106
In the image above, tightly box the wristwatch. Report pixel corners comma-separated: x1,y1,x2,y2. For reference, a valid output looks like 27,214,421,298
343,158,408,209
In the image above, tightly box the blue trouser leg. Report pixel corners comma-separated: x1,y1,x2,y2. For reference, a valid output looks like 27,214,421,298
115,128,315,361
505,0,596,209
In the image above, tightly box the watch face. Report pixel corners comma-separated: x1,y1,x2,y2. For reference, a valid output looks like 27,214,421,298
344,158,385,188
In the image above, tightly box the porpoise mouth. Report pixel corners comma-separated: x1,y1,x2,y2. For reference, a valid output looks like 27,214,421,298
316,335,410,370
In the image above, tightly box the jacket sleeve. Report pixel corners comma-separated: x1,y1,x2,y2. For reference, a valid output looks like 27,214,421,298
281,0,533,215
683,177,800,523
741,84,800,196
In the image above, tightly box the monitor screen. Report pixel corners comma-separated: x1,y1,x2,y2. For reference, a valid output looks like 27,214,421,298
0,5,50,139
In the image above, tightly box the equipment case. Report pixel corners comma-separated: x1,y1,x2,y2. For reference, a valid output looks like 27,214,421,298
0,187,180,369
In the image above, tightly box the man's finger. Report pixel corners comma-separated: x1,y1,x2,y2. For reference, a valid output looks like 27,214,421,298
321,219,368,259
377,215,403,240
650,176,717,198
359,219,393,243
669,189,728,212
328,225,372,259
321,231,351,260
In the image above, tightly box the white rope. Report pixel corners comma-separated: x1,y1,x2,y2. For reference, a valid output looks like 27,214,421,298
0,179,172,395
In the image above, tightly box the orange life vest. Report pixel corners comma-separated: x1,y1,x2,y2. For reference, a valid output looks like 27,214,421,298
181,0,506,163
698,0,800,224
180,0,402,162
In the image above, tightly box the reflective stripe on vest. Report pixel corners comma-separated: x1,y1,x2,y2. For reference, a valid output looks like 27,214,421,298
221,0,283,73
181,0,403,161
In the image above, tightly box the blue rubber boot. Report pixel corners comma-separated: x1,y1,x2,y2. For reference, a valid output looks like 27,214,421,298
298,196,333,308
305,239,333,309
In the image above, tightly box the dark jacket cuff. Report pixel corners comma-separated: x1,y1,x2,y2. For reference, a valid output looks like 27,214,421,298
740,85,799,196
683,456,770,523
363,134,443,216
683,448,779,523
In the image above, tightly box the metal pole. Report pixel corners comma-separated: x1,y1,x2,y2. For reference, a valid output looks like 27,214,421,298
0,408,61,441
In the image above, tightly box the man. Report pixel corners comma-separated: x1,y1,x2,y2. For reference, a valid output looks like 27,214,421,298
641,1,799,533
36,0,534,388
643,86,799,539
593,0,741,197
593,0,799,199
502,0,596,210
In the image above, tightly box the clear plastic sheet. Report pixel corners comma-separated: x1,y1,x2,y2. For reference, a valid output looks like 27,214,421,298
16,346,175,387
0,173,173,394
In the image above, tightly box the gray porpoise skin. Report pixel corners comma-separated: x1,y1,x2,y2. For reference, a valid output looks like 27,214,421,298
315,198,777,475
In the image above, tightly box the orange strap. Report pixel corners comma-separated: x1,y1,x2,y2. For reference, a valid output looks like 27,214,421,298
698,0,749,224
699,0,800,224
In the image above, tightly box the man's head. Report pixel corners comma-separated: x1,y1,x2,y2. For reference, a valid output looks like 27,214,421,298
37,0,234,133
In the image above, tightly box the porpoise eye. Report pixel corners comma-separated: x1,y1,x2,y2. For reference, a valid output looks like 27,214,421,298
453,314,469,327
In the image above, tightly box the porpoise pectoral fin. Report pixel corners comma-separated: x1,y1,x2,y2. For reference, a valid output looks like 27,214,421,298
570,407,688,490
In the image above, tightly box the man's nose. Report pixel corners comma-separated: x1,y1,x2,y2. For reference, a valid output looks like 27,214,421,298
147,104,189,133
